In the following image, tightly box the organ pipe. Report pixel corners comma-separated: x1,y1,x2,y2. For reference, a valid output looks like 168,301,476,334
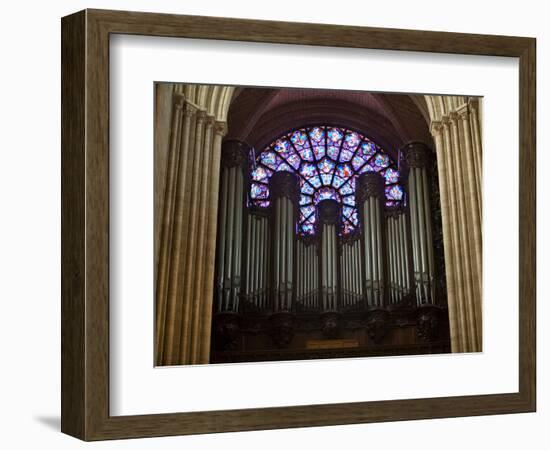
402,142,435,305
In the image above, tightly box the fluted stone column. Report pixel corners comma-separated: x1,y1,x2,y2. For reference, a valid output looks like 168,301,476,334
402,143,435,306
357,173,386,307
270,172,299,312
430,104,482,353
155,93,228,365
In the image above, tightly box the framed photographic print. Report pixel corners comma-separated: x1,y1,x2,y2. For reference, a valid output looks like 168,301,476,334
61,9,536,441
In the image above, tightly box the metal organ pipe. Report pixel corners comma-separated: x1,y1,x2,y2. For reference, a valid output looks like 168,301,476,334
216,169,228,311
422,168,435,301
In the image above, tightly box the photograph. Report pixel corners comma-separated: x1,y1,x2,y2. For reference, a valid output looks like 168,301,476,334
153,84,483,366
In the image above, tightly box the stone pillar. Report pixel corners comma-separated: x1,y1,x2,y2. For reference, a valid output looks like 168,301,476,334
402,142,435,306
430,106,482,353
270,172,299,312
357,173,386,307
155,92,229,366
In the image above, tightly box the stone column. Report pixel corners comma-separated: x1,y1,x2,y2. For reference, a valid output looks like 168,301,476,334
155,93,229,365
402,142,435,306
357,173,386,307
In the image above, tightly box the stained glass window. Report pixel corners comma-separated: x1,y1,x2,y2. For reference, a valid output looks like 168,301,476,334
249,125,404,235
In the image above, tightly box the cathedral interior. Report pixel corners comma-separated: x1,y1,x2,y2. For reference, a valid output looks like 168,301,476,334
154,84,483,366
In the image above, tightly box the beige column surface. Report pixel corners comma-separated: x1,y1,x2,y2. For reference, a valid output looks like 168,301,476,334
155,88,229,366
428,96,483,353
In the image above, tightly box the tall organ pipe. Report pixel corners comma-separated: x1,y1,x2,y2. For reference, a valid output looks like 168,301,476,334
402,142,435,305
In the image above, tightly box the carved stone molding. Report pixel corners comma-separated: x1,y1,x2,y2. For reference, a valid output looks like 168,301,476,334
356,172,385,204
221,139,250,169
429,120,444,137
269,171,300,202
400,141,431,169
269,312,295,349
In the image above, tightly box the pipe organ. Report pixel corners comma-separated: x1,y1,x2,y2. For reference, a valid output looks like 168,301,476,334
214,140,442,317
403,143,435,305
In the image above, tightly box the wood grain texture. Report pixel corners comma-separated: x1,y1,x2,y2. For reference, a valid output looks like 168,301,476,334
61,8,536,441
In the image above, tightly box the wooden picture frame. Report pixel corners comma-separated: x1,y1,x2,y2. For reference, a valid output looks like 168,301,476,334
61,9,536,441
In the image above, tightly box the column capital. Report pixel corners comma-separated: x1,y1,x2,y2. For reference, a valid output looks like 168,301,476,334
356,172,385,204
214,120,228,137
429,120,444,137
221,139,249,169
400,141,432,169
456,104,470,121
269,171,300,202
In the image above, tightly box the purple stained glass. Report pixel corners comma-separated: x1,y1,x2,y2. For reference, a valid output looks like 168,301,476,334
301,223,315,235
327,127,343,144
332,175,345,189
314,187,340,204
321,173,332,186
251,166,272,183
309,127,325,143
299,162,317,178
386,184,404,200
343,195,356,207
336,163,353,179
342,220,355,234
384,167,399,183
253,124,403,236
250,183,269,199
374,153,390,169
327,145,340,160
318,158,334,174
290,130,308,147
300,205,315,219
253,200,270,208
286,153,301,169
298,147,314,161
339,148,354,162
260,151,277,169
300,194,312,205
309,175,322,188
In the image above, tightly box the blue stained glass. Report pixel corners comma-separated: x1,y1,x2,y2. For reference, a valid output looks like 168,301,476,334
301,223,315,234
359,163,375,174
336,163,353,179
300,205,315,218
252,124,403,236
321,173,332,186
314,187,340,204
360,141,376,158
260,151,277,169
352,155,368,171
309,175,322,188
327,145,340,159
339,148,354,162
332,175,345,188
286,153,301,169
386,184,404,200
290,130,308,147
342,220,355,234
384,167,399,183
298,147,314,161
343,195,356,207
327,127,343,144
343,131,361,150
299,162,317,178
300,194,312,205
274,138,290,153
374,153,390,169
309,127,325,143
312,145,326,160
250,183,269,199
318,158,335,174
251,166,272,183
